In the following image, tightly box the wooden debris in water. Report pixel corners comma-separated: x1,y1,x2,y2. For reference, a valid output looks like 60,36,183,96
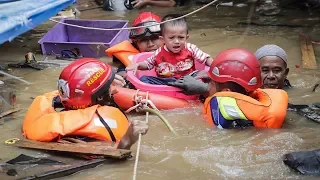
238,21,313,27
11,138,131,159
0,108,21,119
0,71,32,85
20,158,108,180
313,83,319,92
299,34,318,70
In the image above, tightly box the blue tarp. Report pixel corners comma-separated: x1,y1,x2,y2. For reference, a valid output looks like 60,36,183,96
0,0,76,44
0,0,21,3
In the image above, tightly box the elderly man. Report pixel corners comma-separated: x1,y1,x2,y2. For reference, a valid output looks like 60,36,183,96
255,45,319,122
255,44,292,89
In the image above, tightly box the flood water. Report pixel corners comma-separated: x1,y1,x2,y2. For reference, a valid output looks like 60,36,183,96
0,2,320,180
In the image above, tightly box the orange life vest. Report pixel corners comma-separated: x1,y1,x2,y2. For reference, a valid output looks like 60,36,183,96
105,40,140,67
23,91,129,142
202,88,288,129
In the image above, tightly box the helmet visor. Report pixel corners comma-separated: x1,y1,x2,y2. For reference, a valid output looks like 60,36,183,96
130,21,160,39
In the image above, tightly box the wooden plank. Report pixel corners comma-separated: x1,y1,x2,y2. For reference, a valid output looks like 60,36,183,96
238,21,313,27
305,35,318,69
19,158,108,180
57,139,73,144
59,137,115,147
11,139,131,159
300,34,318,69
60,137,87,144
0,108,21,119
300,34,310,69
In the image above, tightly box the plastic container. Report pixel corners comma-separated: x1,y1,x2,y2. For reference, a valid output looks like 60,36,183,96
38,19,129,57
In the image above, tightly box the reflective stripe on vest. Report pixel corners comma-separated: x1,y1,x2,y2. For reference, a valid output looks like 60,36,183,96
210,97,233,128
217,97,248,121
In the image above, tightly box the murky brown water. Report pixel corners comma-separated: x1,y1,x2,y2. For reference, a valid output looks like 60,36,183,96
0,3,320,180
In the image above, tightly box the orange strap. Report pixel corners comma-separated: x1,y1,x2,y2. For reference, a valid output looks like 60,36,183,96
105,40,140,67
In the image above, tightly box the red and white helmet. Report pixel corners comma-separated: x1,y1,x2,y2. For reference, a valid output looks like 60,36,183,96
129,12,161,39
57,58,114,110
208,48,262,91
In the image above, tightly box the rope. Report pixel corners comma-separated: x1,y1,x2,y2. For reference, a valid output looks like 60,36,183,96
49,0,219,31
124,89,175,134
125,89,141,113
132,91,149,180
126,90,177,179
125,89,159,113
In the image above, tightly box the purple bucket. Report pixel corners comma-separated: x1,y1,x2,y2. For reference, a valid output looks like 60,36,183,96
38,19,129,57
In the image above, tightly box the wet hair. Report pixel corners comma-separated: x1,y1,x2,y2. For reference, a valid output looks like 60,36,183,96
160,14,188,35
217,82,248,95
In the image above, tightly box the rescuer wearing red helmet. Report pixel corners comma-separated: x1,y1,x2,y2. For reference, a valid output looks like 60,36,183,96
169,48,288,129
58,58,116,110
23,58,148,150
129,12,163,52
109,12,164,79
206,48,262,94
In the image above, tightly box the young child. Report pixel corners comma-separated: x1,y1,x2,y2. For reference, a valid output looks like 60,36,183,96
126,14,213,85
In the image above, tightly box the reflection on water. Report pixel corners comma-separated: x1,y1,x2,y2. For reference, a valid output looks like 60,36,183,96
0,3,320,180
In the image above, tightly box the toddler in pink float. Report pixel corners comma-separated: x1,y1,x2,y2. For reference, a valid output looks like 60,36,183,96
126,14,213,85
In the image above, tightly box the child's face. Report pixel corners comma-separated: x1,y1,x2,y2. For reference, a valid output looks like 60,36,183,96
160,25,189,53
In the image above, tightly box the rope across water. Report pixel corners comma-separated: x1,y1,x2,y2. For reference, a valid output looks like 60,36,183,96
125,89,178,180
132,91,149,180
49,0,219,31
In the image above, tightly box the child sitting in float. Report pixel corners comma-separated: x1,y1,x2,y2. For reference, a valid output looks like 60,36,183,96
126,14,213,85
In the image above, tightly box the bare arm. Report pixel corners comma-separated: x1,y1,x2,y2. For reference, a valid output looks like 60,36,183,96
133,0,176,8
137,61,149,70
126,61,150,72
127,48,159,71
205,57,213,67
145,0,176,7
117,120,148,150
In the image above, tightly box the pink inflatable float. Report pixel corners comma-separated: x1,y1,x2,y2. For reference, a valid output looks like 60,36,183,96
126,52,209,100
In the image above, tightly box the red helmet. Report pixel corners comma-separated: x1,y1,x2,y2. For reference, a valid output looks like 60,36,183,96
130,12,161,39
58,58,114,110
208,48,262,91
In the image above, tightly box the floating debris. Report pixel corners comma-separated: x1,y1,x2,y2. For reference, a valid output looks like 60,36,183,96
6,168,17,176
300,34,318,70
6,154,65,166
284,149,320,176
0,71,31,85
289,103,320,123
0,108,21,119
9,138,131,159
312,83,319,92
7,52,48,70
